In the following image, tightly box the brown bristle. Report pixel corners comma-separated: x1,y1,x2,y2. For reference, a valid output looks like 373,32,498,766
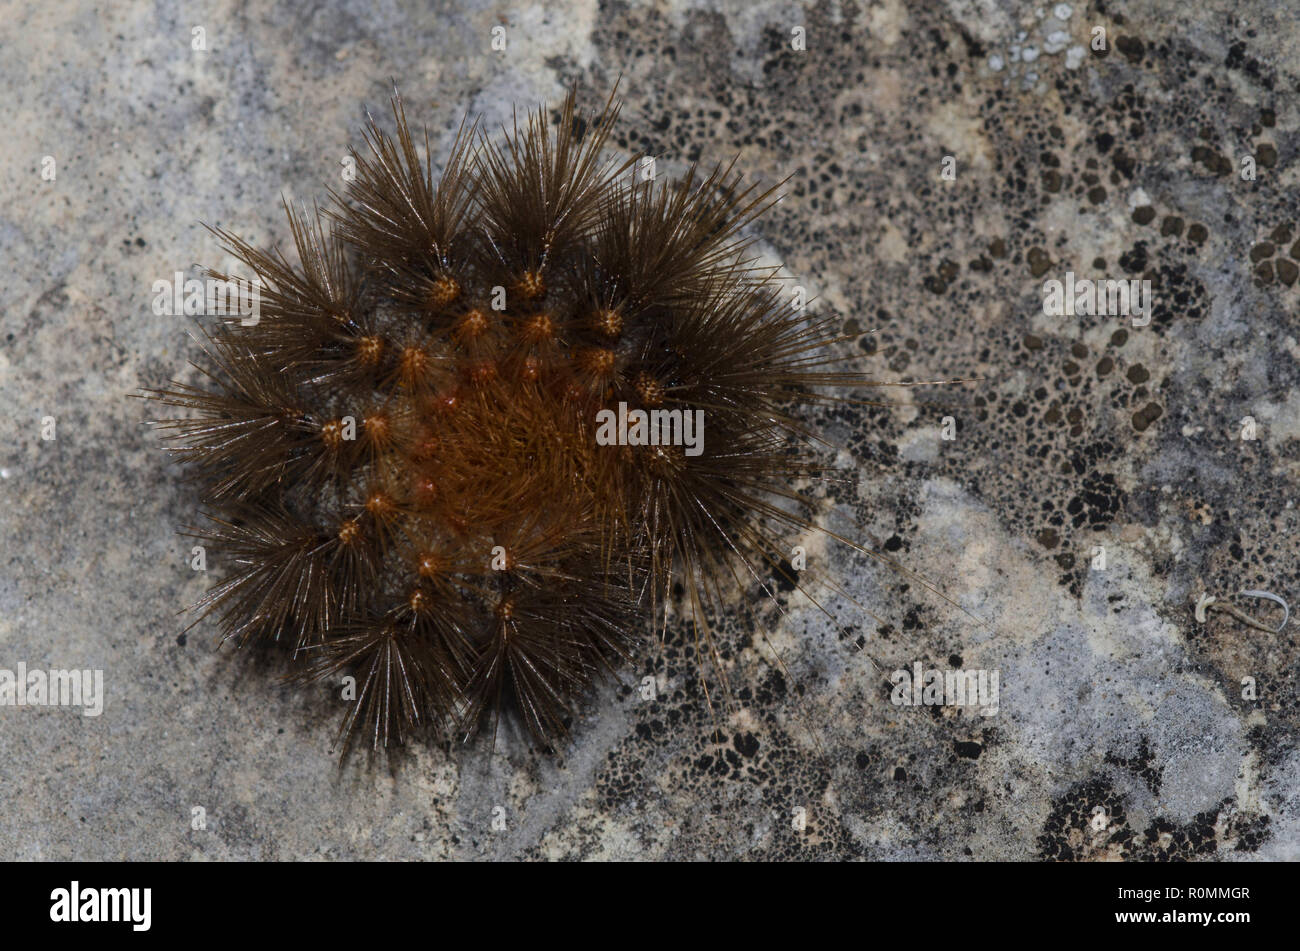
362,412,391,446
412,476,440,505
416,552,445,578
427,273,460,309
454,308,489,342
410,425,441,459
356,335,384,367
320,418,347,449
514,269,545,300
561,379,586,404
577,346,617,379
365,492,396,518
646,444,685,473
592,308,623,338
398,345,431,387
633,371,665,407
465,360,498,385
519,311,557,344
432,391,459,415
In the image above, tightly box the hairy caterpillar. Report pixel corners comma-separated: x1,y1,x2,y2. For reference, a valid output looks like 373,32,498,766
143,87,961,755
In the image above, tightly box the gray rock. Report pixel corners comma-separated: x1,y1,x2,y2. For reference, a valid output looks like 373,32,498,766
1,0,1296,860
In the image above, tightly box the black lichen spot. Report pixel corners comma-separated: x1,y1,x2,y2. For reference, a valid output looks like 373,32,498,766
1132,402,1163,432
1115,35,1145,63
954,740,982,759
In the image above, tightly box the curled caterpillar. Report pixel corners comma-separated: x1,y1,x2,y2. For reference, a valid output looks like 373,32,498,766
144,87,941,755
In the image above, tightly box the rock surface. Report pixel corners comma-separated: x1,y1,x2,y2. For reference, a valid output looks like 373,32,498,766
1,0,1297,859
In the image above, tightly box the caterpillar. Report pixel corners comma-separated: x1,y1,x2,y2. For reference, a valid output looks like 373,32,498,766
143,87,959,755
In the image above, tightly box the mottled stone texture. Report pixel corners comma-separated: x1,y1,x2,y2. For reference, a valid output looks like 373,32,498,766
1,0,1297,859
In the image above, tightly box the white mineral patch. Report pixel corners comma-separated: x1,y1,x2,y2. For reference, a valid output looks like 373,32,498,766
1044,30,1070,53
